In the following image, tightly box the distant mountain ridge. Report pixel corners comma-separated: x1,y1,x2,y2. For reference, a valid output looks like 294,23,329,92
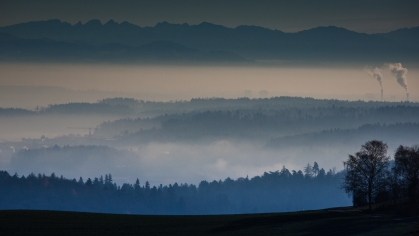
0,33,248,62
1,19,418,63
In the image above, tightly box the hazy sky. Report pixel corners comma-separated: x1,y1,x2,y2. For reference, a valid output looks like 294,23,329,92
1,63,418,105
1,0,418,33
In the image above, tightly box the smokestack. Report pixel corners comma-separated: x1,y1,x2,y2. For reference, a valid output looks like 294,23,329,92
407,92,409,102
365,66,383,101
381,89,383,101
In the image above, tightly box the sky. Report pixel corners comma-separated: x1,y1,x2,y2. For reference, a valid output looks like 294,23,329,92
0,0,418,103
1,0,419,33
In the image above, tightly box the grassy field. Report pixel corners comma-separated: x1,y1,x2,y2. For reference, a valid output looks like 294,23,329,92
0,208,416,236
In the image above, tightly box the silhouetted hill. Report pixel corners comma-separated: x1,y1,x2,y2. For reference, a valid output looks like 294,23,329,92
285,26,409,61
1,19,418,63
0,34,248,62
377,26,419,49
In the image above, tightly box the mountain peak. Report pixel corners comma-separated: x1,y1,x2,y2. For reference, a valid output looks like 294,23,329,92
234,25,284,34
195,22,228,31
154,21,180,29
84,19,103,27
198,22,219,27
155,21,171,26
296,26,359,36
104,19,118,27
302,26,354,33
119,21,138,29
74,21,82,27
152,21,189,33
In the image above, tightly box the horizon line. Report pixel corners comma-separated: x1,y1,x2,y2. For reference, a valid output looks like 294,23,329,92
2,18,418,35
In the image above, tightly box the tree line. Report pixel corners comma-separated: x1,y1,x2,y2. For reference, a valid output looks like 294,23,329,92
2,97,418,118
0,163,348,215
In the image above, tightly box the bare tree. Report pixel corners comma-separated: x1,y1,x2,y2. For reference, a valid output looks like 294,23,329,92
395,145,419,205
343,140,390,212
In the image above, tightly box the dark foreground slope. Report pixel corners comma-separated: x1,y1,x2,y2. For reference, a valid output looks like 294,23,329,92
0,209,415,236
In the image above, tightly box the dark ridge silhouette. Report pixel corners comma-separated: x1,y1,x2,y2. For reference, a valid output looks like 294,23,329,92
1,19,418,63
82,19,103,30
376,26,419,49
151,21,190,33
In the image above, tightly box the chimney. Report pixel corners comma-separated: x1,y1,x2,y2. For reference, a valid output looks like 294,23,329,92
381,89,383,101
406,92,409,102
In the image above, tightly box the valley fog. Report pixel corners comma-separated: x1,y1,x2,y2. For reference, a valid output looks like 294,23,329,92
0,62,418,215
1,62,418,188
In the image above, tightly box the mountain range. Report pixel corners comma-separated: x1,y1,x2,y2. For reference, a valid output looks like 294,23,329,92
1,19,418,63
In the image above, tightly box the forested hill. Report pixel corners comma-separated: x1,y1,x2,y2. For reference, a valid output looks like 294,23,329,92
0,163,348,215
2,97,417,117
97,105,419,141
267,122,419,149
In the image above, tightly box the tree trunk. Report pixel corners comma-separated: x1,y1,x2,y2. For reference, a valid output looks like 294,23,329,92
368,182,373,213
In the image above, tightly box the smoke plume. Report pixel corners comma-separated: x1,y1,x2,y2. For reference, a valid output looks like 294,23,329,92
364,66,383,88
386,63,408,91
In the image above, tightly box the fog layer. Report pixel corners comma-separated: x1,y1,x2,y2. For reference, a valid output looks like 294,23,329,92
0,63,417,213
